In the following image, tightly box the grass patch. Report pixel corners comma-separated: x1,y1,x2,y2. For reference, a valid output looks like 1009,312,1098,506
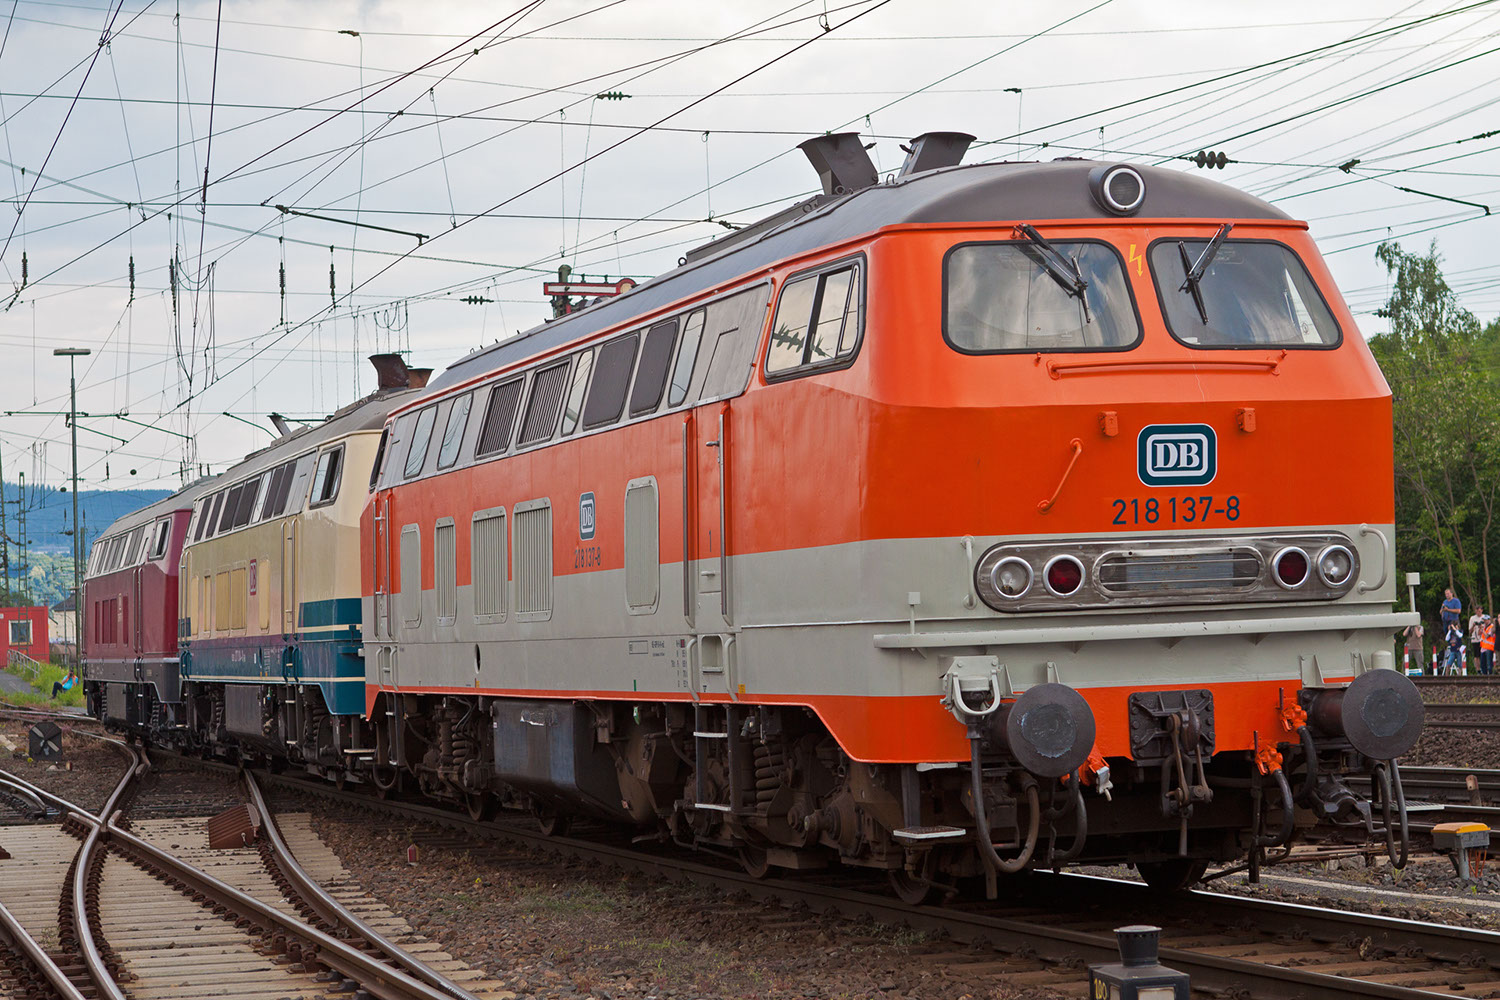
2,661,84,708
514,882,621,915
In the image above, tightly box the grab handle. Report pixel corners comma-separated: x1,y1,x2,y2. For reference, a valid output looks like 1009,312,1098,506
1358,524,1390,594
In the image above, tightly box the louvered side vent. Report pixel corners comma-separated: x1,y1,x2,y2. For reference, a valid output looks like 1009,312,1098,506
514,501,553,621
624,479,659,614
400,524,422,626
435,519,457,625
519,361,570,446
472,509,507,622
476,378,525,457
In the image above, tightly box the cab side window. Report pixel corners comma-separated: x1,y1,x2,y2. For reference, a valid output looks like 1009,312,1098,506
404,406,438,479
309,446,345,508
765,261,863,378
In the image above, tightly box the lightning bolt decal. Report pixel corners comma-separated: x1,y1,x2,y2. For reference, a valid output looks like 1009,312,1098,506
1128,242,1144,277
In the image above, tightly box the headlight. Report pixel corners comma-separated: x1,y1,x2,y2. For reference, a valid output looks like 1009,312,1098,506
1317,545,1354,587
991,557,1033,598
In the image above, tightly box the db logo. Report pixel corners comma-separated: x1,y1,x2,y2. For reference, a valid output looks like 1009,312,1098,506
579,492,596,540
1137,424,1217,487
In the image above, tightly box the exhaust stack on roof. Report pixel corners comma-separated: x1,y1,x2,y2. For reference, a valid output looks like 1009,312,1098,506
798,133,879,196
898,131,975,177
369,353,411,389
407,368,433,389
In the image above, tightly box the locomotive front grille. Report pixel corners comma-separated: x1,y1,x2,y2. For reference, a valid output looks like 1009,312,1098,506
974,533,1360,612
1096,546,1261,595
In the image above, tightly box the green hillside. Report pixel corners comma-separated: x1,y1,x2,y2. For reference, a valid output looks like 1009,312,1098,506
1,484,172,607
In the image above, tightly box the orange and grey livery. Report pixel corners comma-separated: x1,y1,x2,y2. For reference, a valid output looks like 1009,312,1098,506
88,132,1423,897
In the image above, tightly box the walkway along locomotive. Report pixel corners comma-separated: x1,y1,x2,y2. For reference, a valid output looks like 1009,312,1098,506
85,132,1423,898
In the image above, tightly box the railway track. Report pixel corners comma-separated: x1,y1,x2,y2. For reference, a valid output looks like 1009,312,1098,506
157,748,1500,1000
1424,703,1500,728
0,734,511,999
1413,676,1500,688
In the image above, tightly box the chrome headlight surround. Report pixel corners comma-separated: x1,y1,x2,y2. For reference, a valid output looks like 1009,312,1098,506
972,532,1360,613
1316,544,1355,588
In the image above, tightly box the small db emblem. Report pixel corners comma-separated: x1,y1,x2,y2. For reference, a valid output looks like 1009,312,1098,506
579,492,596,540
1138,424,1217,487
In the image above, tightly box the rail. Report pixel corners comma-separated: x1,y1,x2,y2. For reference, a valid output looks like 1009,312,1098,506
0,733,143,1000
180,749,1500,1000
240,769,481,1000
1423,702,1500,728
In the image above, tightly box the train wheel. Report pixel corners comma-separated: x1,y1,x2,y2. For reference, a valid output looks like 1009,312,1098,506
536,808,570,837
465,792,494,822
739,846,771,879
1136,859,1209,893
888,870,936,906
373,767,401,800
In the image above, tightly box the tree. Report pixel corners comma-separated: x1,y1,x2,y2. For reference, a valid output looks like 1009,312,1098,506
1370,240,1500,619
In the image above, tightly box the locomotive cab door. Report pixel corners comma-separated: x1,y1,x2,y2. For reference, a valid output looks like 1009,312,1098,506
687,402,737,699
371,492,398,691
281,521,297,637
372,492,392,640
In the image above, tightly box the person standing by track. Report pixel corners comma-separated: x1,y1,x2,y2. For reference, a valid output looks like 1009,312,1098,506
1442,587,1463,635
1403,622,1425,675
1482,615,1496,676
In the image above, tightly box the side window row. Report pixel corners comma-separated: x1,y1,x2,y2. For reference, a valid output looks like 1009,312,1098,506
87,513,180,580
390,264,858,486
400,304,718,481
188,445,340,544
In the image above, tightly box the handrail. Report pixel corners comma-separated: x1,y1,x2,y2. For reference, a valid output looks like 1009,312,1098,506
1358,524,1391,594
1036,438,1083,514
1044,355,1284,379
5,649,42,681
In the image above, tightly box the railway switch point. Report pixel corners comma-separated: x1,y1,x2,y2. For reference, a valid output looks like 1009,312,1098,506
1432,822,1491,883
1088,925,1190,1000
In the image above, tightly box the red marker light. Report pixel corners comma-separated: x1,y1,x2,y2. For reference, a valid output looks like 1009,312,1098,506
1046,555,1084,596
1274,548,1309,588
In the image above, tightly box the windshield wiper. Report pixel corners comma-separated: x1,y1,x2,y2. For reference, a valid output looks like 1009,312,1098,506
1016,223,1091,324
1178,223,1234,324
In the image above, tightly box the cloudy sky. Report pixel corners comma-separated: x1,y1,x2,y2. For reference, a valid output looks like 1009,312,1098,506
1,0,1497,495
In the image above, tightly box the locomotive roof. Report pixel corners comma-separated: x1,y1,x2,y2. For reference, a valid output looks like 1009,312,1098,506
93,473,220,540
430,159,1292,392
215,384,421,482
92,385,420,545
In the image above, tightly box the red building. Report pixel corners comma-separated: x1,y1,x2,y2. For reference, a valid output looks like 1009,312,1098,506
0,606,50,664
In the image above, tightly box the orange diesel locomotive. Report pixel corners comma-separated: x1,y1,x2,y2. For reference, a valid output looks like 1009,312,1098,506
359,133,1421,896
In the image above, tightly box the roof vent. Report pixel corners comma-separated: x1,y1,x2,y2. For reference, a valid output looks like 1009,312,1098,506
897,131,975,177
798,133,878,196
407,368,433,389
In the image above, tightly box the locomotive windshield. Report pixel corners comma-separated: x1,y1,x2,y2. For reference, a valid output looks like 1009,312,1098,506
944,241,1140,353
1150,239,1340,348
